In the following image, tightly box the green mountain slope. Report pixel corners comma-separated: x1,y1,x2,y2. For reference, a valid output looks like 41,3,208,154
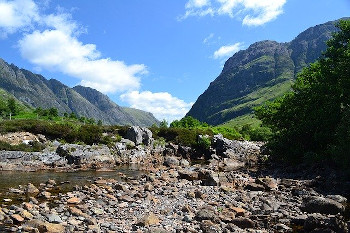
0,59,159,126
187,19,344,126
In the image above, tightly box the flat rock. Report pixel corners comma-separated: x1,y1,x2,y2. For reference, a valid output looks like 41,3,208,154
137,212,160,226
303,196,345,215
231,217,255,229
67,197,81,204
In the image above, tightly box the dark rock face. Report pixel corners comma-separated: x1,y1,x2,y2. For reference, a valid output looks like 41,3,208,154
0,60,159,126
186,19,341,125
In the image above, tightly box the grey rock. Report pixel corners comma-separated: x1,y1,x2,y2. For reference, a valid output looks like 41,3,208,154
126,126,153,146
325,195,347,205
178,169,199,181
303,196,345,215
164,156,180,167
198,169,220,186
200,220,222,233
304,214,347,233
195,206,217,222
46,214,63,223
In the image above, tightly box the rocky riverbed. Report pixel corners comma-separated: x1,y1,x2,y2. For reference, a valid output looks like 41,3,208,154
0,164,349,232
0,127,349,232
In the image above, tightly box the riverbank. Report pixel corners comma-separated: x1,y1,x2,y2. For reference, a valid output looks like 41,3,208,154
0,162,349,232
0,129,349,232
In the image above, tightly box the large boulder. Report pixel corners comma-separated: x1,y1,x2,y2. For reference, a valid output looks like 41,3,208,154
302,196,345,215
198,169,220,186
211,134,262,164
126,126,153,146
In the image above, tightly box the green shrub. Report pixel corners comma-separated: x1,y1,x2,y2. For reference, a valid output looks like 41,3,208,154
197,135,211,150
0,140,45,152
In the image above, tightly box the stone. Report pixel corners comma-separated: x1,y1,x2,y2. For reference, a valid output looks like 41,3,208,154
126,126,153,146
256,177,278,190
164,156,180,167
231,217,255,229
144,183,153,192
23,202,34,210
21,210,33,220
181,204,192,213
39,191,51,199
229,207,246,217
219,209,236,223
200,220,222,233
221,158,245,171
137,212,160,226
178,169,199,181
119,195,134,202
303,196,345,215
26,183,40,195
195,206,217,222
67,197,81,204
275,223,292,232
11,214,24,223
303,214,347,232
198,169,220,186
46,179,56,186
115,183,128,191
180,159,190,167
246,183,265,191
25,219,65,233
47,214,63,224
326,195,347,204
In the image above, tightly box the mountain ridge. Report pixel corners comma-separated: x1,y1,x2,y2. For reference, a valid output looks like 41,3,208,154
0,58,159,126
186,18,345,126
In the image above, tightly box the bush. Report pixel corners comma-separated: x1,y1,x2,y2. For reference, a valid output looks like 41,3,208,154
0,140,45,152
0,119,102,145
197,135,211,150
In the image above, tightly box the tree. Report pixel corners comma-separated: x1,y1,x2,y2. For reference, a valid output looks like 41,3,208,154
170,116,204,129
255,20,350,164
7,98,19,116
159,119,168,128
48,108,59,117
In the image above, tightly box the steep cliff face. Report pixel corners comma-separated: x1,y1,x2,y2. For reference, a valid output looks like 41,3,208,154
0,59,159,126
187,19,341,126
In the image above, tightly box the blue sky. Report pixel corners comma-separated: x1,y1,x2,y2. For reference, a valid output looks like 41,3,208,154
0,0,349,122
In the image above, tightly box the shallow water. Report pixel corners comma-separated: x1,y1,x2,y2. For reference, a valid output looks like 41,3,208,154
0,166,143,204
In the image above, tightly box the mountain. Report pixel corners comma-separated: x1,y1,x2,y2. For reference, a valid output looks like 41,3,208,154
186,19,345,126
0,59,159,126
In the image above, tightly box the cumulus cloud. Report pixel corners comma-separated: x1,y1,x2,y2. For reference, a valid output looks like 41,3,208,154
120,91,194,122
213,42,243,59
0,0,39,37
18,29,145,93
181,0,287,26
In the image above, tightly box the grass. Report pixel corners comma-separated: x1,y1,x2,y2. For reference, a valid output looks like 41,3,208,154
220,114,261,129
210,78,294,127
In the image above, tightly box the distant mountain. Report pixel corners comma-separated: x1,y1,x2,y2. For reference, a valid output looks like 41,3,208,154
187,18,345,126
0,59,159,126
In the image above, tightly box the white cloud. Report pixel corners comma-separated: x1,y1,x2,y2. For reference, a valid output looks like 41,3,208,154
181,0,287,26
18,29,145,93
186,0,210,8
203,33,214,44
0,0,39,37
120,91,193,122
213,42,243,59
